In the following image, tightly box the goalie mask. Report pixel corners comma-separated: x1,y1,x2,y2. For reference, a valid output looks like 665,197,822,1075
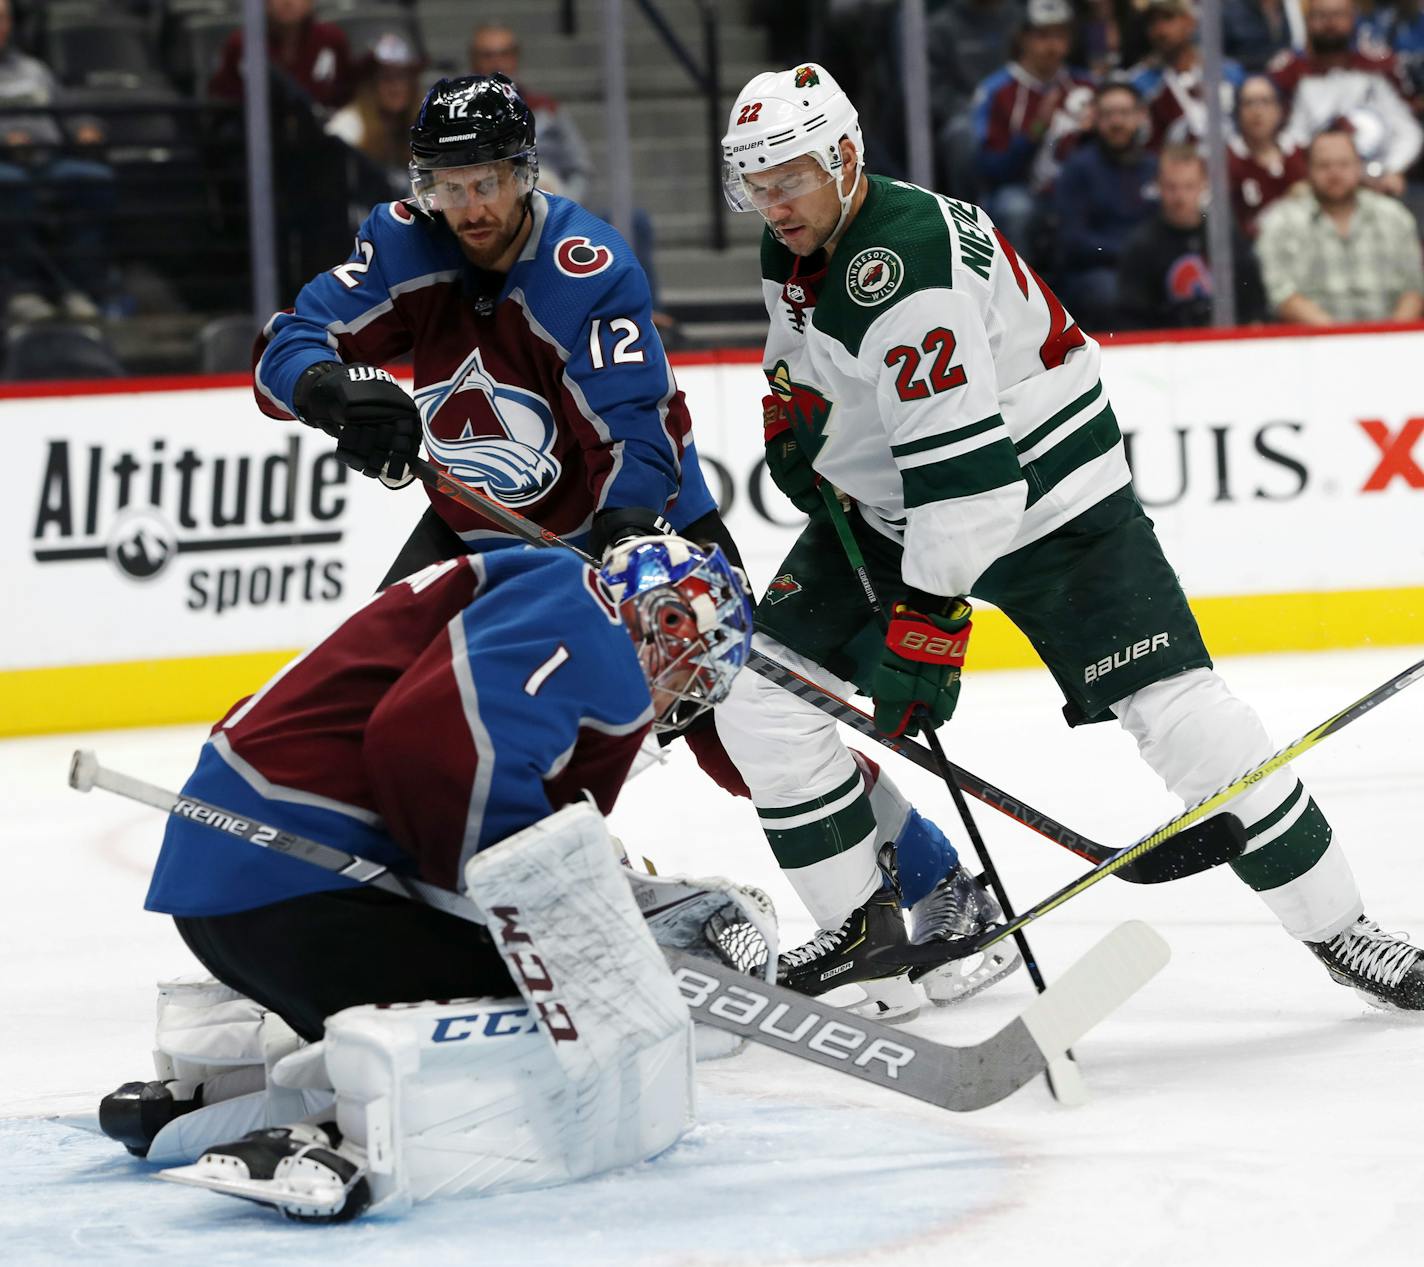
599,537,754,735
408,74,538,213
720,63,864,241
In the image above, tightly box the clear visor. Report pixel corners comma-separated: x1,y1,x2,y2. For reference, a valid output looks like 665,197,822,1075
409,152,536,212
721,156,836,213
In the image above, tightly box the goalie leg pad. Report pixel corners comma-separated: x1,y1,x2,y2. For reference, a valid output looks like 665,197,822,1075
321,995,691,1210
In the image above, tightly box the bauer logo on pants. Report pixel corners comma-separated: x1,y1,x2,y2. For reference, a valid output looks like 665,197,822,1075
1084,633,1170,684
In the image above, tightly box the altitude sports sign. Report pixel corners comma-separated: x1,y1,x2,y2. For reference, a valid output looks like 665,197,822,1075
2,322,1423,734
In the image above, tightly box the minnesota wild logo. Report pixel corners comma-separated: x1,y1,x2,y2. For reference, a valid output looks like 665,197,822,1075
793,66,820,88
766,360,833,456
764,574,803,605
846,247,904,307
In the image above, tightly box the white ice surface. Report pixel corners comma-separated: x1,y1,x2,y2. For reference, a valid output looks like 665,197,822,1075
3,646,1422,1265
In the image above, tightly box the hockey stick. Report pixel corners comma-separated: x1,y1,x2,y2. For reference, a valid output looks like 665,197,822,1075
886,654,1424,969
746,648,1247,884
811,486,1085,1106
68,750,1169,1112
406,457,1231,881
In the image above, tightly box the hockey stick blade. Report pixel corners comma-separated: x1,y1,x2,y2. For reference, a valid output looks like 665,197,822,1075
667,920,1167,1111
72,752,1167,1112
746,649,1245,884
882,653,1424,970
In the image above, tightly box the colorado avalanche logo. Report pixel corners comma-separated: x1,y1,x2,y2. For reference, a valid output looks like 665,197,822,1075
414,347,561,505
554,235,614,278
1167,254,1213,301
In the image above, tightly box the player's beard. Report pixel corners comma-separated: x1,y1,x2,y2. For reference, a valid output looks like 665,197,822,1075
453,199,530,268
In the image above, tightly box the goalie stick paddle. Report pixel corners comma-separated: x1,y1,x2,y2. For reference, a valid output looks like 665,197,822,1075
884,653,1424,970
68,750,1168,1112
408,457,1234,883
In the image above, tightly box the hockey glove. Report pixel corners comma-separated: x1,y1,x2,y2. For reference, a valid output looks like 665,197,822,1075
293,361,421,487
871,591,972,738
763,395,822,516
589,506,673,558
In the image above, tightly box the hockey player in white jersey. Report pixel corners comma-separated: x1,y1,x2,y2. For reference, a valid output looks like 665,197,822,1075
714,61,1424,1011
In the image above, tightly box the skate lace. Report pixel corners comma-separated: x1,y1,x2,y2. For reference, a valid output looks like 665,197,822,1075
779,921,850,968
1329,919,1422,987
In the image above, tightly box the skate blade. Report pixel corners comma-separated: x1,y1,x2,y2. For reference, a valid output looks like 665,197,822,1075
158,1159,349,1218
836,973,923,1024
916,944,1023,1007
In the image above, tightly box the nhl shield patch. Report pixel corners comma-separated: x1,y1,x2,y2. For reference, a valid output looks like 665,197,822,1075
846,247,904,307
764,574,803,605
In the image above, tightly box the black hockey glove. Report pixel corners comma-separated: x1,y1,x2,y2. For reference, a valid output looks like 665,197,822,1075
588,505,673,558
293,361,421,487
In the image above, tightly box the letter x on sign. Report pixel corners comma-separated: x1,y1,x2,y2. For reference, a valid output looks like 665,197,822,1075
1360,419,1424,491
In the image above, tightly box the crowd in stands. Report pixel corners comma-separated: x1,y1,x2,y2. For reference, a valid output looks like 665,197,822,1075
6,0,1424,380
812,0,1424,330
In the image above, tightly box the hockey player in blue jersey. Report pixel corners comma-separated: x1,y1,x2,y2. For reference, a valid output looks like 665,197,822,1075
98,537,755,1216
253,72,729,579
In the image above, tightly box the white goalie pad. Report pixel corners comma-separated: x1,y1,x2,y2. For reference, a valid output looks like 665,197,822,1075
143,974,327,1166
314,803,695,1212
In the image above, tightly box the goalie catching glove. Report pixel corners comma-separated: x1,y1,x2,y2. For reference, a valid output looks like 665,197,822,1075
293,360,421,487
872,591,972,738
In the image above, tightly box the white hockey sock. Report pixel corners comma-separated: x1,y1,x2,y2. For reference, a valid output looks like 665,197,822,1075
715,636,882,928
1113,667,1362,940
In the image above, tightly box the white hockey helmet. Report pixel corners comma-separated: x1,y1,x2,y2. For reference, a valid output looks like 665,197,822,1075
720,63,864,227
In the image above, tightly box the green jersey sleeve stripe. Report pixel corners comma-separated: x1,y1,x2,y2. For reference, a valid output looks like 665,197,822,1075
1022,405,1122,509
1013,381,1104,456
756,769,863,823
890,413,1004,458
765,796,878,869
902,436,1023,508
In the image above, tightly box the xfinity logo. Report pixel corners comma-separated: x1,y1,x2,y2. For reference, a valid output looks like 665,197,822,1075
1084,633,1170,684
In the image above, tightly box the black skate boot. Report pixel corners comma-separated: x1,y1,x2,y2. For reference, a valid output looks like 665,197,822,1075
99,1079,203,1158
878,844,1021,1007
777,888,922,1022
158,1123,371,1223
1306,915,1424,1010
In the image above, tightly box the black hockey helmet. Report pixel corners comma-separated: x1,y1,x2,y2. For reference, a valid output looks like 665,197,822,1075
409,73,537,170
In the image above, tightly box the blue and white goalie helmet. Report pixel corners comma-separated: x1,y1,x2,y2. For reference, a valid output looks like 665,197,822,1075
599,536,754,734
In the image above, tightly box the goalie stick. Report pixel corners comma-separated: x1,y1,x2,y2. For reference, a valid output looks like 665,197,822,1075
884,653,1424,970
69,750,1168,1112
409,457,1240,884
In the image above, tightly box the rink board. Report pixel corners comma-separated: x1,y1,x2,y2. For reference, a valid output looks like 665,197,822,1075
3,324,1423,734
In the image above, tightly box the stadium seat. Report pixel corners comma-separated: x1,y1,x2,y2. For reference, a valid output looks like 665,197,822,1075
2,324,125,381
44,13,168,90
197,314,256,373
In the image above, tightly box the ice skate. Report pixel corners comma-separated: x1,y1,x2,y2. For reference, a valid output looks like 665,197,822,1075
776,888,922,1022
884,844,1022,1006
159,1123,371,1223
1306,915,1424,1011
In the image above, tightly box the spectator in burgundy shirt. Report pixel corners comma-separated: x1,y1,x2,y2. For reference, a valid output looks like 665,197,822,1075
1269,0,1421,194
971,0,1093,246
1229,74,1308,236
209,0,354,110
1129,0,1246,148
